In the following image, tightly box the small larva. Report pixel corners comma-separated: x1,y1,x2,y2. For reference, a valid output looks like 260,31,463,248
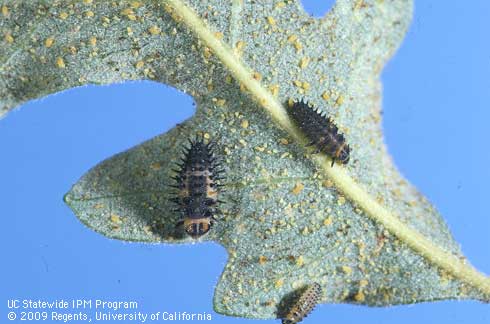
282,283,322,324
170,136,225,238
287,99,350,166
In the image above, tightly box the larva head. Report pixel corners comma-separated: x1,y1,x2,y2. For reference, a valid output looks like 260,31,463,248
282,310,302,324
183,218,211,238
336,143,350,165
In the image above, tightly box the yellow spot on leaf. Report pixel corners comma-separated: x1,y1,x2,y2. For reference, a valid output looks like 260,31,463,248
267,16,276,26
296,255,304,267
1,5,9,17
337,196,346,205
101,16,110,25
59,12,69,20
359,279,369,287
269,84,279,97
291,182,304,195
323,217,333,226
323,179,333,187
275,279,284,288
110,214,122,230
203,47,212,59
89,36,97,46
294,41,302,51
336,95,345,106
234,40,246,56
241,119,249,129
299,57,310,69
342,265,353,275
56,57,66,68
258,256,267,265
215,98,226,106
121,8,136,20
354,291,365,302
85,10,95,18
130,1,142,8
44,37,55,48
150,162,161,170
293,80,310,91
5,33,14,43
135,60,144,69
322,91,331,100
275,2,286,9
148,25,161,35
239,83,247,92
110,214,121,223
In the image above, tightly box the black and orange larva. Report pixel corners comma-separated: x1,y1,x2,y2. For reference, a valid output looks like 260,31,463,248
170,137,225,238
287,99,350,166
282,283,322,324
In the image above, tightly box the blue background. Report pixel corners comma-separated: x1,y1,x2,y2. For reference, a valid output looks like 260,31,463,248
1,1,489,323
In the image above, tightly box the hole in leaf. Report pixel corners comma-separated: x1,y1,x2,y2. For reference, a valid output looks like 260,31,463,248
1,81,195,173
300,0,336,18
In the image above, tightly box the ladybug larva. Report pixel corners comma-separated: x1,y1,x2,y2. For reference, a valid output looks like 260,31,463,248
287,99,350,166
170,137,224,238
282,283,322,324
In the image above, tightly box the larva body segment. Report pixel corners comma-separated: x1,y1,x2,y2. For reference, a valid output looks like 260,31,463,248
288,99,350,166
170,137,224,238
282,283,322,324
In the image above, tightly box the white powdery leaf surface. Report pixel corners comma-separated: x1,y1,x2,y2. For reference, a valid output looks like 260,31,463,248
1,0,487,320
